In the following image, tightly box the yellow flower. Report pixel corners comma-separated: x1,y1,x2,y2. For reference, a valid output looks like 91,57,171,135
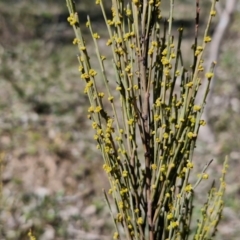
155,98,161,107
67,13,77,26
200,120,206,126
88,106,94,113
93,33,100,39
204,36,212,43
118,201,124,209
167,213,173,220
28,230,36,240
72,38,79,45
185,184,192,193
89,69,97,76
187,161,194,169
168,221,179,230
78,66,83,72
205,72,214,79
106,39,112,46
100,55,106,60
126,9,132,16
161,56,169,65
151,164,157,170
107,20,114,25
128,224,133,229
81,73,90,80
198,65,204,71
116,213,123,222
210,10,216,16
162,48,167,56
193,105,201,111
134,208,139,213
103,164,112,173
97,129,103,135
94,106,102,113
175,70,180,76
127,119,134,125
122,170,128,177
98,92,105,98
120,188,128,195
148,46,154,55
125,65,131,72
202,173,209,179
108,96,114,102
133,84,139,90
160,164,166,172
137,217,143,225
123,32,131,41
113,232,119,239
169,163,175,168
163,132,169,139
151,184,156,189
197,46,204,55
79,46,86,51
187,132,194,139
92,122,98,129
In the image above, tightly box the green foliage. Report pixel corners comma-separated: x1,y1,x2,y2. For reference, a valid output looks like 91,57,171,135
65,0,227,239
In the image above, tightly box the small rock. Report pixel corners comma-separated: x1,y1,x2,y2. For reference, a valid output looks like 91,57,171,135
34,187,50,199
83,205,97,217
59,206,79,220
40,225,55,240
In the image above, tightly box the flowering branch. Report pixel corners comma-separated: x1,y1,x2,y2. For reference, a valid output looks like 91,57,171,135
65,0,228,239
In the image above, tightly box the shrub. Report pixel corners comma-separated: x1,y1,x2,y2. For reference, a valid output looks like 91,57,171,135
66,0,228,239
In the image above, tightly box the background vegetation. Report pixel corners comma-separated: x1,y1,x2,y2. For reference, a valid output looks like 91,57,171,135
0,0,239,239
